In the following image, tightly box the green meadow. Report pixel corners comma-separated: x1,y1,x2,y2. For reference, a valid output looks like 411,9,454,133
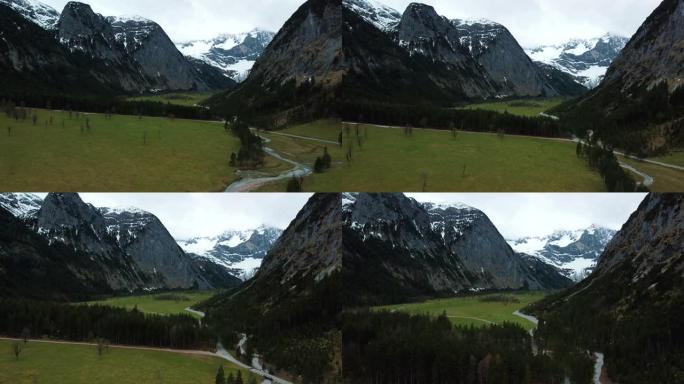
0,339,253,384
127,92,216,107
0,108,240,191
460,98,566,117
257,120,606,192
374,292,547,331
87,291,216,318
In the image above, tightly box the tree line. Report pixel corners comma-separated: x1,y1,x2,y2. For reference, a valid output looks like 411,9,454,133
0,95,216,122
0,298,212,350
342,310,594,384
226,117,265,168
335,100,566,138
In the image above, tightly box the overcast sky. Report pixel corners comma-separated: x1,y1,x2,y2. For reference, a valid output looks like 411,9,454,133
35,193,312,240
408,193,646,239
39,0,662,46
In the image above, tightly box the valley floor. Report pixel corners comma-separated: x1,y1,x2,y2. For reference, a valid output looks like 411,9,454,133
373,292,547,331
0,108,240,191
86,291,216,318
0,338,253,384
251,120,606,192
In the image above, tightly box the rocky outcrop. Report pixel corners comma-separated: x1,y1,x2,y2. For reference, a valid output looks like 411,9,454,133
0,193,42,218
0,0,59,29
424,202,573,290
100,207,213,289
29,193,151,291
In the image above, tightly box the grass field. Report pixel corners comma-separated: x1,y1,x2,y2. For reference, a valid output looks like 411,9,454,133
460,98,566,117
257,120,606,192
375,292,547,331
0,108,241,191
88,291,216,318
650,150,684,168
620,156,684,192
127,92,216,107
0,339,253,384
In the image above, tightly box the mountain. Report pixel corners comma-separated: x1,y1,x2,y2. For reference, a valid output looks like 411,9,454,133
177,29,275,82
343,194,571,305
0,0,234,96
0,192,42,218
0,0,59,29
508,225,617,281
27,193,152,291
343,193,474,304
558,0,684,154
0,3,127,95
107,15,235,91
177,225,283,279
526,34,629,88
452,18,586,97
0,206,114,300
1,193,241,292
424,202,573,290
533,194,684,383
211,0,587,117
99,206,239,289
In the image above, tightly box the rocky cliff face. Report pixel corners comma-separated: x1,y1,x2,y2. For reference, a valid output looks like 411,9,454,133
604,0,684,93
424,202,572,290
100,207,214,289
29,193,150,291
343,193,474,304
453,19,573,97
108,15,234,91
0,206,113,300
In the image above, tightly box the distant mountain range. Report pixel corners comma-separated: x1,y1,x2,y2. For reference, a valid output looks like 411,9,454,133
177,226,283,279
525,34,630,88
176,29,275,82
508,225,617,281
0,0,235,95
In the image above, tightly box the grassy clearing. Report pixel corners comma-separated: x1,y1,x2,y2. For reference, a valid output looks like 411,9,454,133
620,156,684,192
650,150,684,168
258,120,605,192
460,98,566,117
87,291,216,318
0,339,253,384
127,92,216,107
375,292,547,331
0,108,241,191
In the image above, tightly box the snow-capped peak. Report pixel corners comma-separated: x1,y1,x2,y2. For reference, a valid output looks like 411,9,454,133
99,205,150,216
343,0,402,32
107,14,153,24
0,192,43,218
453,18,500,27
423,201,478,212
1,0,60,29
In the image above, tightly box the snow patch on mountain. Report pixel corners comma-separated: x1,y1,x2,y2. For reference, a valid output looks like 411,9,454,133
508,225,617,281
0,0,60,29
343,0,402,32
0,193,43,218
525,34,629,88
177,225,282,279
176,29,274,82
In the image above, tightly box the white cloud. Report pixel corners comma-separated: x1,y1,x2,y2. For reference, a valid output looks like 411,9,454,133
407,193,646,239
38,0,661,46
